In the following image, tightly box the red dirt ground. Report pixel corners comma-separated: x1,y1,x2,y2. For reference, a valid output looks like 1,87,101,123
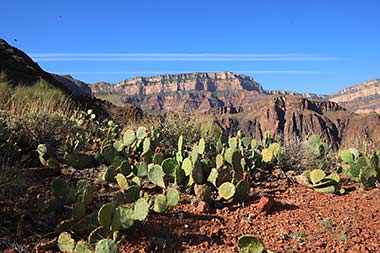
121,180,380,253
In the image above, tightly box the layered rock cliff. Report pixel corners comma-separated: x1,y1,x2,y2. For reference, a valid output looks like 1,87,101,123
90,72,264,111
329,79,380,113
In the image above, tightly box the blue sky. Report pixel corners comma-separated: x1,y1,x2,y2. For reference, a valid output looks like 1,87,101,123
1,0,379,94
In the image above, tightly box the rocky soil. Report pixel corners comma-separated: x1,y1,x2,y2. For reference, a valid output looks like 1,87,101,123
121,179,380,253
1,168,380,253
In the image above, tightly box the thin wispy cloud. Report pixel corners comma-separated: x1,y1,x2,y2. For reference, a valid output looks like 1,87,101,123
56,70,320,75
30,53,336,62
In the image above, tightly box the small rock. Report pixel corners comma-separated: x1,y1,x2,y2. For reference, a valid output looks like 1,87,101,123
197,201,211,213
256,196,275,214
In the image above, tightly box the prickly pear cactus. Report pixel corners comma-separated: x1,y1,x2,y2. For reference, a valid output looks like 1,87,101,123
103,165,117,182
101,145,118,165
124,185,140,203
136,126,147,140
309,169,326,184
72,202,86,221
95,239,118,253
58,232,76,253
216,154,224,169
148,164,165,188
237,234,265,253
115,173,128,190
198,138,206,155
261,148,273,163
123,129,136,146
98,203,114,227
115,206,134,229
133,198,149,221
166,188,180,206
153,194,167,213
161,158,178,177
74,240,92,253
51,177,68,197
268,142,281,157
340,150,355,163
218,182,236,200
182,158,193,176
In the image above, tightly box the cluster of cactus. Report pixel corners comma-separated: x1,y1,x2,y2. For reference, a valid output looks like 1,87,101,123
299,169,343,194
168,131,283,203
339,148,379,189
37,144,58,168
57,127,180,247
58,232,118,253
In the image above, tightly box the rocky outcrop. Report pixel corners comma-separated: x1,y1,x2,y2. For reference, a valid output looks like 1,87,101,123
328,79,380,113
212,95,379,149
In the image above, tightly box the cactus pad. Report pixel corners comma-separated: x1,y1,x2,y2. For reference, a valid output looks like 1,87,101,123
115,173,129,190
123,129,136,146
309,169,326,184
124,185,140,203
198,138,206,155
182,158,193,176
166,188,180,206
74,240,92,253
148,164,165,188
136,126,147,140
95,239,118,253
133,198,149,221
237,234,265,253
98,203,114,227
340,150,354,163
58,232,75,253
218,182,236,200
153,194,168,213
261,148,273,163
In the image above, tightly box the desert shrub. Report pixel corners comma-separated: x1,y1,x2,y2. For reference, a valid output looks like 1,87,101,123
0,111,85,166
278,136,337,174
127,112,203,156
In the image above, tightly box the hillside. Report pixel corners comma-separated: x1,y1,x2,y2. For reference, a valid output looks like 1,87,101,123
329,79,380,113
0,39,89,97
0,38,138,120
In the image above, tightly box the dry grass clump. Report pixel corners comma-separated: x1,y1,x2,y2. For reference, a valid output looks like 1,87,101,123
0,78,73,117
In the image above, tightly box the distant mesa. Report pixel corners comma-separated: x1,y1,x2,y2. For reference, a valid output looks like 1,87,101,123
328,79,380,114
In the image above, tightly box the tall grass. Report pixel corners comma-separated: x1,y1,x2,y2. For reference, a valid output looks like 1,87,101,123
0,79,73,116
0,74,77,167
